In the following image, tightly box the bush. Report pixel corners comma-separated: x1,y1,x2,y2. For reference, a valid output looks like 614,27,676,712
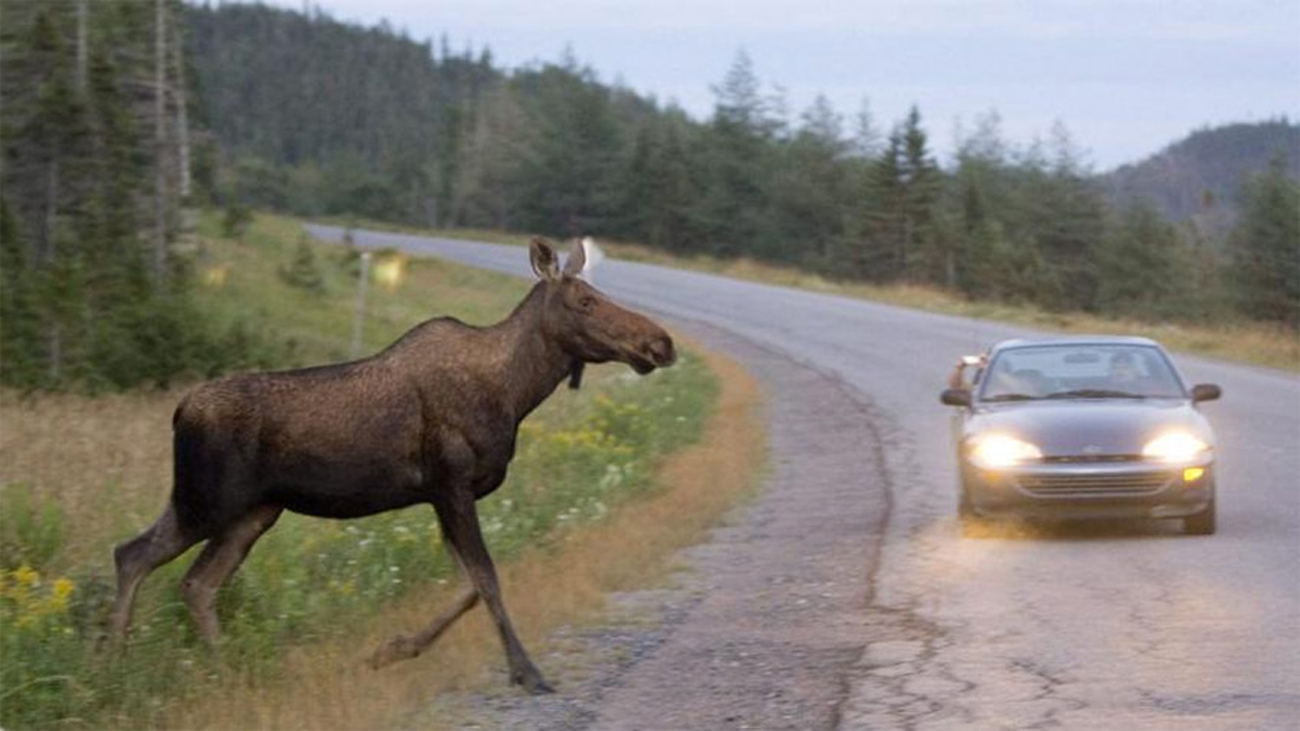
221,203,253,238
278,236,326,293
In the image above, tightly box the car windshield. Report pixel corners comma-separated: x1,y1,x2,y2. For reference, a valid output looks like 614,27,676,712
979,344,1185,401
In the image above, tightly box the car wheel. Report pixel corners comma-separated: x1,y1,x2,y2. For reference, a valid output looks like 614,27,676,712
1184,496,1216,536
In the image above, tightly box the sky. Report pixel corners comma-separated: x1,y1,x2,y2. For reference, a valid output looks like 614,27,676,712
242,0,1300,170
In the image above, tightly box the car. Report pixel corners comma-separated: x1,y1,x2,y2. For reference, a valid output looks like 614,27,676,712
939,337,1222,536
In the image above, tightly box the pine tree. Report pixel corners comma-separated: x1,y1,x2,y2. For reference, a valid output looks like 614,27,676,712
1229,158,1300,324
948,110,1017,298
618,111,705,251
698,50,775,255
279,235,325,292
769,95,851,266
1095,203,1185,317
898,106,942,282
1019,123,1107,311
851,108,940,282
512,60,623,236
0,0,229,390
854,129,907,280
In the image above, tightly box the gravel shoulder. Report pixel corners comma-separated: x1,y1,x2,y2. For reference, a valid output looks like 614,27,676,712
428,321,905,730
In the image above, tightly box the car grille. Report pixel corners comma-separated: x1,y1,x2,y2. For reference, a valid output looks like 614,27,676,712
1016,471,1174,497
1041,454,1141,464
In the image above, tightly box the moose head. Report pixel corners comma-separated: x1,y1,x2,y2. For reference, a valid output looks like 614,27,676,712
529,237,675,384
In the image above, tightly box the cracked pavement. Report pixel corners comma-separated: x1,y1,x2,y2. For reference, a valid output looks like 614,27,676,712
311,226,1300,730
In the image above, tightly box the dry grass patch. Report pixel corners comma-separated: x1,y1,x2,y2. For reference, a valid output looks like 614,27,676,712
0,390,176,567
163,341,764,730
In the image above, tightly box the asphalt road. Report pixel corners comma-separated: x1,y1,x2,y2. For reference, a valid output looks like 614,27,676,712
307,226,1300,729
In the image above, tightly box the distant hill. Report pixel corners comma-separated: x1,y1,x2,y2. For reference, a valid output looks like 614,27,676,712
1101,120,1300,240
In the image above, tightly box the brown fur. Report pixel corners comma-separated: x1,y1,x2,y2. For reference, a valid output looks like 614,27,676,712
108,238,674,694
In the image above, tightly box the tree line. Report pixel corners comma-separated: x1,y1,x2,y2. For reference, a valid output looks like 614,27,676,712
188,3,1297,327
1,0,270,390
2,2,1295,390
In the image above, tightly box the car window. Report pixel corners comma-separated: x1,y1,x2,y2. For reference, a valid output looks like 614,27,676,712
979,345,1185,400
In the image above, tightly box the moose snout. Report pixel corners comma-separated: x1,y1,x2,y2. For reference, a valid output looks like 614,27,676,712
646,334,676,367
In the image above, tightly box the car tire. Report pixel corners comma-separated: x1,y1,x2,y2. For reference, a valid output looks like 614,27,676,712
1184,496,1216,536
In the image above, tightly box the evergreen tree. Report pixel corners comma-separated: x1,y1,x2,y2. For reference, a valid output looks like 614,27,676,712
898,106,942,281
513,59,623,236
947,110,1029,299
698,50,775,255
1019,123,1108,311
851,108,940,282
279,235,325,292
617,109,703,252
853,97,882,159
769,95,851,266
0,0,253,390
450,82,535,229
854,128,907,280
1095,202,1186,318
1229,158,1300,324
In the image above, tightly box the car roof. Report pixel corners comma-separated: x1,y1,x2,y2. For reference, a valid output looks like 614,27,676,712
988,336,1166,354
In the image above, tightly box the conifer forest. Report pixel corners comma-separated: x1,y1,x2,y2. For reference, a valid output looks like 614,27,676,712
2,1,1297,390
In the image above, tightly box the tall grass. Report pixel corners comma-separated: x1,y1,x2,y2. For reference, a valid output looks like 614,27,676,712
0,213,723,729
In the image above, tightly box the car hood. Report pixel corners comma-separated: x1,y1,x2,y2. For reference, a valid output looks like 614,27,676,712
966,399,1214,457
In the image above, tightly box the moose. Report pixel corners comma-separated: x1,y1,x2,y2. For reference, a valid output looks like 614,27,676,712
108,237,675,694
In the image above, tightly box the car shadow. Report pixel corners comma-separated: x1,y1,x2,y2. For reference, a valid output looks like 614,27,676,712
961,517,1191,542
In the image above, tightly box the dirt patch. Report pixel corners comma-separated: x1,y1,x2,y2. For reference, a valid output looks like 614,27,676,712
436,322,897,730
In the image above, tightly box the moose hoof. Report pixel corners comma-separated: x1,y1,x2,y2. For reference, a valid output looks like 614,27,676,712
368,635,419,670
513,669,555,695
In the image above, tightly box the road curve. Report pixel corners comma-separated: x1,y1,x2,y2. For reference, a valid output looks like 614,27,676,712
307,225,1300,729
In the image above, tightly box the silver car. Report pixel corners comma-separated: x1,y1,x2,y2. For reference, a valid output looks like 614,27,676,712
940,337,1222,535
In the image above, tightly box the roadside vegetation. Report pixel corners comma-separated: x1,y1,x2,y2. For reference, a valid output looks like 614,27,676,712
323,219,1300,372
598,238,1300,371
0,213,736,729
185,4,1298,338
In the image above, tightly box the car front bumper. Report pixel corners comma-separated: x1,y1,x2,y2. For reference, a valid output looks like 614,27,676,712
963,456,1215,521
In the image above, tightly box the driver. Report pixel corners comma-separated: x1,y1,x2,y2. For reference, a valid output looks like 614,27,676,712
1109,352,1141,385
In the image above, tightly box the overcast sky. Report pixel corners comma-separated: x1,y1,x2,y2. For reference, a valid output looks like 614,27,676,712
243,0,1299,170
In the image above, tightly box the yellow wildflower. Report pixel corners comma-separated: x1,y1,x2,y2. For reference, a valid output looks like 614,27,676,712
50,577,75,611
12,565,39,588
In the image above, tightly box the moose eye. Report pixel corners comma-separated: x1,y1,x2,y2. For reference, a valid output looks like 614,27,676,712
579,295,597,310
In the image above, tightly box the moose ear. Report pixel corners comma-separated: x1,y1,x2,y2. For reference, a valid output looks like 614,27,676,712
562,237,587,277
529,237,560,281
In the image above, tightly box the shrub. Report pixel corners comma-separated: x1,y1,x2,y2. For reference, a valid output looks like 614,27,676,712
278,236,326,293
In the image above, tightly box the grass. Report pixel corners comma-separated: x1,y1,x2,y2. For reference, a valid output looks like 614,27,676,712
0,212,760,730
321,216,1300,372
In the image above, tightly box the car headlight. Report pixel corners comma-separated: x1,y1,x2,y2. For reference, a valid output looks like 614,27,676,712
1142,432,1210,462
969,434,1043,469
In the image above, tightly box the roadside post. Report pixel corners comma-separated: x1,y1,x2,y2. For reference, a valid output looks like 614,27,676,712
350,251,371,359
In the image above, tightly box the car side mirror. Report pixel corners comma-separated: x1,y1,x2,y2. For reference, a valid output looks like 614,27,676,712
1191,383,1221,403
940,388,972,407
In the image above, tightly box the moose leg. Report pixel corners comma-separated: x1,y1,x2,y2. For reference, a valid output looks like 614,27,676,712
109,504,202,644
369,529,480,668
368,585,479,669
434,491,554,694
180,504,282,645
